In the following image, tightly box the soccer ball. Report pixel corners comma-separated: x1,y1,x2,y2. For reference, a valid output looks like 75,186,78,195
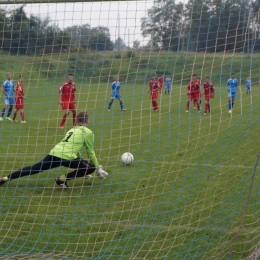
121,152,134,165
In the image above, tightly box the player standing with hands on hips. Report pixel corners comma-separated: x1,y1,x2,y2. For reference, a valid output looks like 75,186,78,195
0,111,108,188
12,75,26,123
59,73,77,129
108,75,126,112
226,72,239,113
148,74,160,112
0,72,14,121
202,76,215,115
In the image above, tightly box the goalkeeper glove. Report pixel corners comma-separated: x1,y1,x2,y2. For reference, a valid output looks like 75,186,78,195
96,165,108,180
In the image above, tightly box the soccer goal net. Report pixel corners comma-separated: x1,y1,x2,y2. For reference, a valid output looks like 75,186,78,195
0,0,260,259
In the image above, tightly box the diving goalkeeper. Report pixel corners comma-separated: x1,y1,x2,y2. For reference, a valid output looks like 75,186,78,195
0,111,108,188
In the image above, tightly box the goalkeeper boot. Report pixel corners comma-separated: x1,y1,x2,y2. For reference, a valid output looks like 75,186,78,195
5,117,12,121
0,117,3,121
55,176,68,188
0,177,8,186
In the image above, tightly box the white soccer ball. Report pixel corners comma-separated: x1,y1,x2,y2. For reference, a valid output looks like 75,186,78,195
121,152,134,165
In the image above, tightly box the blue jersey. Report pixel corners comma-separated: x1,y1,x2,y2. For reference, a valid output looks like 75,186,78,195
3,80,14,99
166,78,172,88
245,79,251,89
226,78,238,93
111,81,120,94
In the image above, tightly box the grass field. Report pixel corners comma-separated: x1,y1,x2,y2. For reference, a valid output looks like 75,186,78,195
0,52,260,259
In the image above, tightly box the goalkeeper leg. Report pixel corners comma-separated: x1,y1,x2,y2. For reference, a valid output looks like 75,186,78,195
0,155,62,185
58,158,96,181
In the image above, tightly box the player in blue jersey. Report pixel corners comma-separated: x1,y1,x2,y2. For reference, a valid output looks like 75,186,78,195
245,77,251,95
107,75,126,111
165,76,172,94
0,72,15,121
226,72,239,113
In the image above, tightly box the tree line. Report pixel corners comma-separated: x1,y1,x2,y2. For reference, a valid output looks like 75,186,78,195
141,0,260,52
0,5,128,55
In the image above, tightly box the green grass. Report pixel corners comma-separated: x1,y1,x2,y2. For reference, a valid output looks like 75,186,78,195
0,52,260,259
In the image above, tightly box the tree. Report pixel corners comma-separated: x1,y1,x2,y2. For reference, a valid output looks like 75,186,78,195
0,5,71,54
66,24,113,51
133,40,141,50
141,0,260,52
141,1,184,51
114,37,127,51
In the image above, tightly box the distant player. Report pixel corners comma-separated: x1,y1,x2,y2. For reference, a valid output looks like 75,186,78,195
202,76,214,115
0,72,14,121
226,72,239,113
148,74,160,112
12,75,26,123
245,77,251,95
0,111,108,188
186,74,201,113
193,74,201,109
108,75,126,112
165,76,172,94
158,75,164,90
59,73,77,129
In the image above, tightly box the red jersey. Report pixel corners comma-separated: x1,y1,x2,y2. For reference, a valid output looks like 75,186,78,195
59,82,76,102
203,81,214,96
187,80,200,94
158,77,164,88
15,82,24,99
149,80,160,93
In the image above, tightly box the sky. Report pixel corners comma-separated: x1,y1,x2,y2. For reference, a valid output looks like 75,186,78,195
17,1,154,47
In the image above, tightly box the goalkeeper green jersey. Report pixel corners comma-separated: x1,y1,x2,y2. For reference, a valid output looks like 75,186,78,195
49,126,99,167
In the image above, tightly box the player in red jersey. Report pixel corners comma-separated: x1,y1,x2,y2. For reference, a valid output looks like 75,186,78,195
186,74,201,113
12,75,26,123
148,74,160,112
192,74,201,108
59,74,77,129
157,75,164,90
202,76,215,114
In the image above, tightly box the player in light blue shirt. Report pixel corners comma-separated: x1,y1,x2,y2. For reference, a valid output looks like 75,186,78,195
108,75,126,111
0,72,15,121
226,72,239,113
245,77,251,95
165,76,172,94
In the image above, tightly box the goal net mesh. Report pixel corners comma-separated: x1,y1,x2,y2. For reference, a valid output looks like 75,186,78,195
0,0,260,259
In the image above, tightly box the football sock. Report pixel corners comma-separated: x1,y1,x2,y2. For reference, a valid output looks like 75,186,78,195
153,100,158,110
186,101,190,110
208,104,211,113
228,100,232,110
232,102,234,108
1,108,6,117
60,113,67,126
120,102,123,110
21,112,24,121
197,103,200,111
13,111,17,120
7,108,12,117
108,102,112,109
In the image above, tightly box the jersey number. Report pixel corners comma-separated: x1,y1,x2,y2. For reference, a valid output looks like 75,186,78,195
63,132,73,142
